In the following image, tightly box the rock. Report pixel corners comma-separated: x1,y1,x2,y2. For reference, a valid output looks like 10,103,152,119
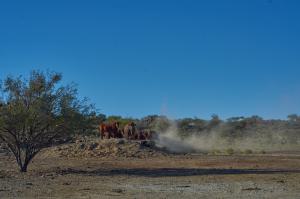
88,143,98,150
112,188,124,193
116,139,125,145
75,139,82,144
79,143,85,149
140,140,156,148
41,138,168,159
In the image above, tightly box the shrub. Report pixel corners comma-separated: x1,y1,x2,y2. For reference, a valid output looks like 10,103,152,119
225,148,235,155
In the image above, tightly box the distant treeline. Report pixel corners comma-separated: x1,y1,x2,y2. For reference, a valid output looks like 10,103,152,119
87,114,299,142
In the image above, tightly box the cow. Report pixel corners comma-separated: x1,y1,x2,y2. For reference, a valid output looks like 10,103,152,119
99,122,121,139
137,129,156,140
123,122,137,140
113,127,124,139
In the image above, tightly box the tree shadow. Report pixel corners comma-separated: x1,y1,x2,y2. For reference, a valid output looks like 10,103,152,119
58,168,300,177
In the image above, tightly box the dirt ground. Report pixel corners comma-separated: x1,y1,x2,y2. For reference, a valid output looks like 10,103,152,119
0,140,300,199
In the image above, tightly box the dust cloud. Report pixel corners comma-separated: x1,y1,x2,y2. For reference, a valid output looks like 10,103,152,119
154,123,300,153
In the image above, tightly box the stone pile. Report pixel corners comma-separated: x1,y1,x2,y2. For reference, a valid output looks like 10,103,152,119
42,138,167,159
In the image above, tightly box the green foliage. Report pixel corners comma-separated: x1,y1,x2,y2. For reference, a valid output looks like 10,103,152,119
260,150,266,154
225,148,235,155
177,117,207,137
152,115,171,132
0,70,96,172
287,114,299,122
244,149,253,154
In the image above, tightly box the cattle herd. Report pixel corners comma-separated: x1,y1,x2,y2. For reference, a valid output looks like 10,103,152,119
99,122,156,140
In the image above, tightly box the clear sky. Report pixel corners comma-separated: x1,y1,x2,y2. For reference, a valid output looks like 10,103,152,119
0,0,300,119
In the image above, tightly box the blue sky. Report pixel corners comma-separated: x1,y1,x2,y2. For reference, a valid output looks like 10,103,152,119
1,0,300,119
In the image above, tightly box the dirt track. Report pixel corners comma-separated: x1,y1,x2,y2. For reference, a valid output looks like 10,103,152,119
0,140,300,198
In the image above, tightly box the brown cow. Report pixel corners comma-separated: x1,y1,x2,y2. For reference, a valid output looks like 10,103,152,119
137,129,156,140
136,131,145,140
113,128,124,139
99,122,121,139
123,122,136,140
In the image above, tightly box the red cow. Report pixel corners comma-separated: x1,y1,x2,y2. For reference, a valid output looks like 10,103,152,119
99,122,121,139
137,129,156,140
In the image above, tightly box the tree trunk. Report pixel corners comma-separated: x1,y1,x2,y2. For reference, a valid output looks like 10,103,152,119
20,164,28,172
19,153,33,173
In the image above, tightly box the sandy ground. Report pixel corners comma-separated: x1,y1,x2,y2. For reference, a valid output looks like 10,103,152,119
0,142,300,199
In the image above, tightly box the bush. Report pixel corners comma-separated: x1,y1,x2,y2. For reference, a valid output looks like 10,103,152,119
260,150,266,154
0,70,95,172
244,149,253,154
225,148,235,155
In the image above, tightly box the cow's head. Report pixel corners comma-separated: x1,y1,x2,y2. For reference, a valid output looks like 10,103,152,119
130,122,136,127
113,121,120,129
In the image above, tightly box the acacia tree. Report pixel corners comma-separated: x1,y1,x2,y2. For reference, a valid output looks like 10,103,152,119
0,70,94,172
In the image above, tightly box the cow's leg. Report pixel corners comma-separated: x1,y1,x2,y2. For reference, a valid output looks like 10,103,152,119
124,132,128,140
117,130,123,138
104,132,109,139
128,133,131,140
